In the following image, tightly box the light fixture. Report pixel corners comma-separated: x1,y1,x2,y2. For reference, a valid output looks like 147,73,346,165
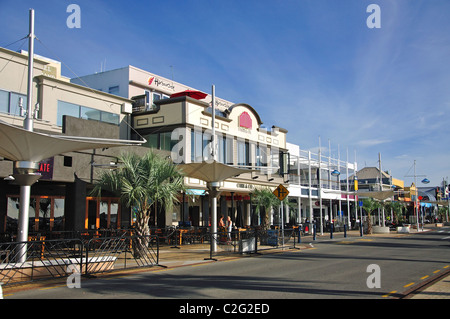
421,178,430,184
331,169,340,176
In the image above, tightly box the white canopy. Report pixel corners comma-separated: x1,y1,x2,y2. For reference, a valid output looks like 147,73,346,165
356,190,394,201
178,160,251,183
0,120,144,163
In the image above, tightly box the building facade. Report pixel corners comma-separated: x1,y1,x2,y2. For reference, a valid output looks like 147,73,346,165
73,66,290,228
0,47,142,235
286,142,358,232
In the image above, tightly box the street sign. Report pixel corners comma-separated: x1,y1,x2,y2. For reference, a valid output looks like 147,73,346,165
273,184,289,201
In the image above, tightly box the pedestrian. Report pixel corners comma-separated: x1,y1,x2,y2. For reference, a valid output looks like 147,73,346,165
219,215,225,227
227,216,233,242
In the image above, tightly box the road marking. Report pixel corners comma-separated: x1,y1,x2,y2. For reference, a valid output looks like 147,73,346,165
382,290,397,298
444,265,449,269
403,282,415,288
39,284,66,291
433,269,441,274
441,236,450,240
420,275,429,280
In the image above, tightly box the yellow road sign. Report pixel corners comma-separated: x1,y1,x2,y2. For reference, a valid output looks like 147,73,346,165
273,184,289,201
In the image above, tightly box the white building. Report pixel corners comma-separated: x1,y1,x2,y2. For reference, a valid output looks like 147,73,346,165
286,142,358,233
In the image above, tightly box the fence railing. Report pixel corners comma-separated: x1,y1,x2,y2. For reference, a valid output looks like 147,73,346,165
0,228,303,286
0,234,160,286
204,228,301,260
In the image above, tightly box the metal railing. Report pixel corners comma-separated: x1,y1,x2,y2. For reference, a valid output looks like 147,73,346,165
204,228,301,260
0,234,160,286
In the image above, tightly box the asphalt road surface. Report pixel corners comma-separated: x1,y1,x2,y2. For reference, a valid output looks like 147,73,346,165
6,227,450,301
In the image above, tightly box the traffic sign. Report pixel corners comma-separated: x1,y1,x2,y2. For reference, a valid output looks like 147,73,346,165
273,184,289,201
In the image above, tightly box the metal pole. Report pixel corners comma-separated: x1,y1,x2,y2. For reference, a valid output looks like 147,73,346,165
17,9,36,262
211,186,218,253
318,137,323,235
281,200,284,246
17,185,31,261
24,8,35,132
211,85,216,161
414,160,419,231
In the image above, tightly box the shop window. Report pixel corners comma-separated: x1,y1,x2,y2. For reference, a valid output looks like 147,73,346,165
85,197,121,230
5,196,64,234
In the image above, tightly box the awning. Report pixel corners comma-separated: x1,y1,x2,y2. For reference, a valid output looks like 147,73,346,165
0,120,145,163
177,160,252,183
186,189,206,196
170,90,207,100
422,200,449,206
356,190,394,201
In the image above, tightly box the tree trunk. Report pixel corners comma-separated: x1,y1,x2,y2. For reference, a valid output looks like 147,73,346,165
133,210,150,258
367,213,373,234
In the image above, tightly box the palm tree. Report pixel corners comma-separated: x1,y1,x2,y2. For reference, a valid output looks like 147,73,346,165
251,187,278,230
361,197,381,234
92,151,184,249
384,201,404,226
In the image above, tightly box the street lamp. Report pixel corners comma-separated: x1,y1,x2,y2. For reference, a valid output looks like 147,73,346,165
331,169,340,176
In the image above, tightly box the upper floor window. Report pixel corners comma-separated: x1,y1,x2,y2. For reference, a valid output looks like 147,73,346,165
57,100,119,126
0,89,27,117
108,86,119,95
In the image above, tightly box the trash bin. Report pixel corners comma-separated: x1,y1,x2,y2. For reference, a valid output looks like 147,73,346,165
239,238,256,253
267,230,278,246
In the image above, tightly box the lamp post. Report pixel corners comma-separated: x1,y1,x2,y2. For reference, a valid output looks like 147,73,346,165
331,169,340,238
405,160,428,232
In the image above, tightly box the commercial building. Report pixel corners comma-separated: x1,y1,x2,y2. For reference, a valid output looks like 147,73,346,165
0,47,144,235
73,66,289,228
286,142,358,232
1,47,363,236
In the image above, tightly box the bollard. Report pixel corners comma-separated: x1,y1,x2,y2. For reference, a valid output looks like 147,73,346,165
344,224,347,238
298,225,302,244
360,219,363,237
313,223,316,241
330,223,333,239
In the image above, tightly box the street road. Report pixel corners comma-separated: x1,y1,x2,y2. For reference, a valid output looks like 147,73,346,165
6,227,450,300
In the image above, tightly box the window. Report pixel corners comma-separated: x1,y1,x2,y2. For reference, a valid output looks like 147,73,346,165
0,89,27,117
63,156,73,167
10,92,27,117
101,112,119,125
144,133,158,149
217,135,226,164
237,140,249,166
191,129,203,162
81,106,101,121
5,196,64,233
108,85,119,95
57,100,119,126
0,89,9,114
57,101,80,126
160,131,175,151
143,132,177,152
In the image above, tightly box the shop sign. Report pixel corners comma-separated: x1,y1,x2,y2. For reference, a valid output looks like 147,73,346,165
148,76,175,91
239,112,252,129
38,157,54,180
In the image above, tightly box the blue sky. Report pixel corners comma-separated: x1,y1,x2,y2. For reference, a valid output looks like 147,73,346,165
1,0,449,187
